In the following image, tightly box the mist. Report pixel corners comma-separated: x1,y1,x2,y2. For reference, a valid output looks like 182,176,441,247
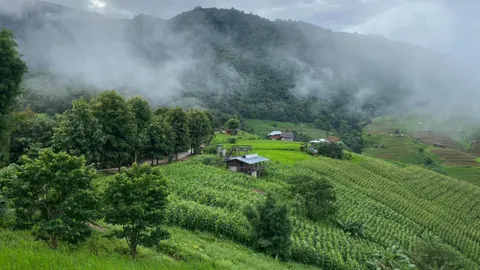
1,0,479,125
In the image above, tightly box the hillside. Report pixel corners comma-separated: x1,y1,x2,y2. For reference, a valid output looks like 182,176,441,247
150,153,480,269
1,2,477,124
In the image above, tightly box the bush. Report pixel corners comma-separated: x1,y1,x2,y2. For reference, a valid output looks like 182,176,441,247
419,147,425,153
227,137,237,144
204,146,218,155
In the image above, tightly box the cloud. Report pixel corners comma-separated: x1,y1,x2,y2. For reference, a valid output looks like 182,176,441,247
342,1,454,52
0,0,36,17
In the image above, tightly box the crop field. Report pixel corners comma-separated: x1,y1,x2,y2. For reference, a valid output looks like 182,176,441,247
445,166,480,186
94,155,480,269
244,119,328,139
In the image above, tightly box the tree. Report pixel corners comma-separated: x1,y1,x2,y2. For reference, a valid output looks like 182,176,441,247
313,119,324,129
166,107,190,160
103,163,170,259
410,236,475,270
146,116,174,165
127,97,153,163
52,98,105,165
225,117,240,134
187,109,212,154
5,149,98,249
0,29,28,167
317,142,344,159
245,194,292,260
91,90,137,170
288,175,337,221
9,109,57,163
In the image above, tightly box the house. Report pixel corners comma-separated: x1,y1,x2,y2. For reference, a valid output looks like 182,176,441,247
326,136,341,143
281,132,295,141
268,131,282,140
225,154,270,177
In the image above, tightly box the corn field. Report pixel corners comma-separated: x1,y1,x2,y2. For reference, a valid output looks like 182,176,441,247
156,156,480,269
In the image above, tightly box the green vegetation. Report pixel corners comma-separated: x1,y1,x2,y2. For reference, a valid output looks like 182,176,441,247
244,119,327,139
444,166,480,186
0,227,316,270
103,164,170,258
0,29,28,167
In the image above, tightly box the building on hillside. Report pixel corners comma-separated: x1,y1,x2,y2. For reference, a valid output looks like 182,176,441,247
268,131,282,140
282,132,295,141
225,154,270,177
326,136,341,143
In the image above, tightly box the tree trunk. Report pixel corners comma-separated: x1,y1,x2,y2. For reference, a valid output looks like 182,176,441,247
175,152,179,160
131,245,137,259
134,151,138,164
151,157,154,166
156,158,159,165
51,234,58,250
107,161,110,171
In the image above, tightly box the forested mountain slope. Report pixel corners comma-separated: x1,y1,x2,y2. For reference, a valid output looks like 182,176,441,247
1,2,475,123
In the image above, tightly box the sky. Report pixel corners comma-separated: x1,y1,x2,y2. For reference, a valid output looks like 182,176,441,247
43,0,480,61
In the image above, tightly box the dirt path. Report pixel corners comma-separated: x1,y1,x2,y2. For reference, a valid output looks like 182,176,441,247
97,151,192,173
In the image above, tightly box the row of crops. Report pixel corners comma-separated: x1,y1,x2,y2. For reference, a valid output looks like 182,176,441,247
149,155,480,269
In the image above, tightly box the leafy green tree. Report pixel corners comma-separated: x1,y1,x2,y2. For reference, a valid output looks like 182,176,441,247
225,117,241,134
410,236,475,270
0,29,28,167
52,98,105,165
127,97,153,163
288,175,337,221
187,109,212,154
166,107,190,160
103,163,170,259
317,142,344,159
146,116,174,165
245,194,292,260
9,109,57,163
5,149,98,249
91,90,137,169
313,119,324,129
153,107,170,117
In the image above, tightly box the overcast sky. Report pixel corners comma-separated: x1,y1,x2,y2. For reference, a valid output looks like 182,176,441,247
34,0,480,61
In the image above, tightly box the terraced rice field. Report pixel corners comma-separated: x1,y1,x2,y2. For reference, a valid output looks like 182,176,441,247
431,148,480,166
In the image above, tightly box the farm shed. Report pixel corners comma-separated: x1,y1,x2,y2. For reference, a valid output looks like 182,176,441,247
268,131,282,140
282,132,295,141
225,154,269,177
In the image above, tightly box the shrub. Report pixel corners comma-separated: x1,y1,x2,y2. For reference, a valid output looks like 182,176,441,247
317,143,344,159
227,137,237,144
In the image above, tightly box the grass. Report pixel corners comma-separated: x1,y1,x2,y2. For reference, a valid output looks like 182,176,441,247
0,227,317,270
476,157,480,163
244,119,328,139
445,166,480,186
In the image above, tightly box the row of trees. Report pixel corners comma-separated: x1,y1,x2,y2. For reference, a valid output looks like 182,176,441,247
6,90,214,170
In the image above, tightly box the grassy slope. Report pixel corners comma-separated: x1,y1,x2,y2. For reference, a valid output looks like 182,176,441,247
0,227,316,270
244,119,327,139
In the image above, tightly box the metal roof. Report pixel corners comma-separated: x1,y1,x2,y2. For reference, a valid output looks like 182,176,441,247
268,131,282,136
229,156,270,164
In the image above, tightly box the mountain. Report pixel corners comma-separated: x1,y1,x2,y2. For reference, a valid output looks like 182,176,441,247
1,2,477,123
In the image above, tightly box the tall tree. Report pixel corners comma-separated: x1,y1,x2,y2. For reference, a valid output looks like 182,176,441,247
166,107,190,160
187,109,212,154
52,98,106,165
146,116,174,165
0,29,28,167
5,149,98,249
91,90,136,170
127,96,153,163
9,109,57,163
225,117,240,135
245,194,292,261
103,163,170,259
